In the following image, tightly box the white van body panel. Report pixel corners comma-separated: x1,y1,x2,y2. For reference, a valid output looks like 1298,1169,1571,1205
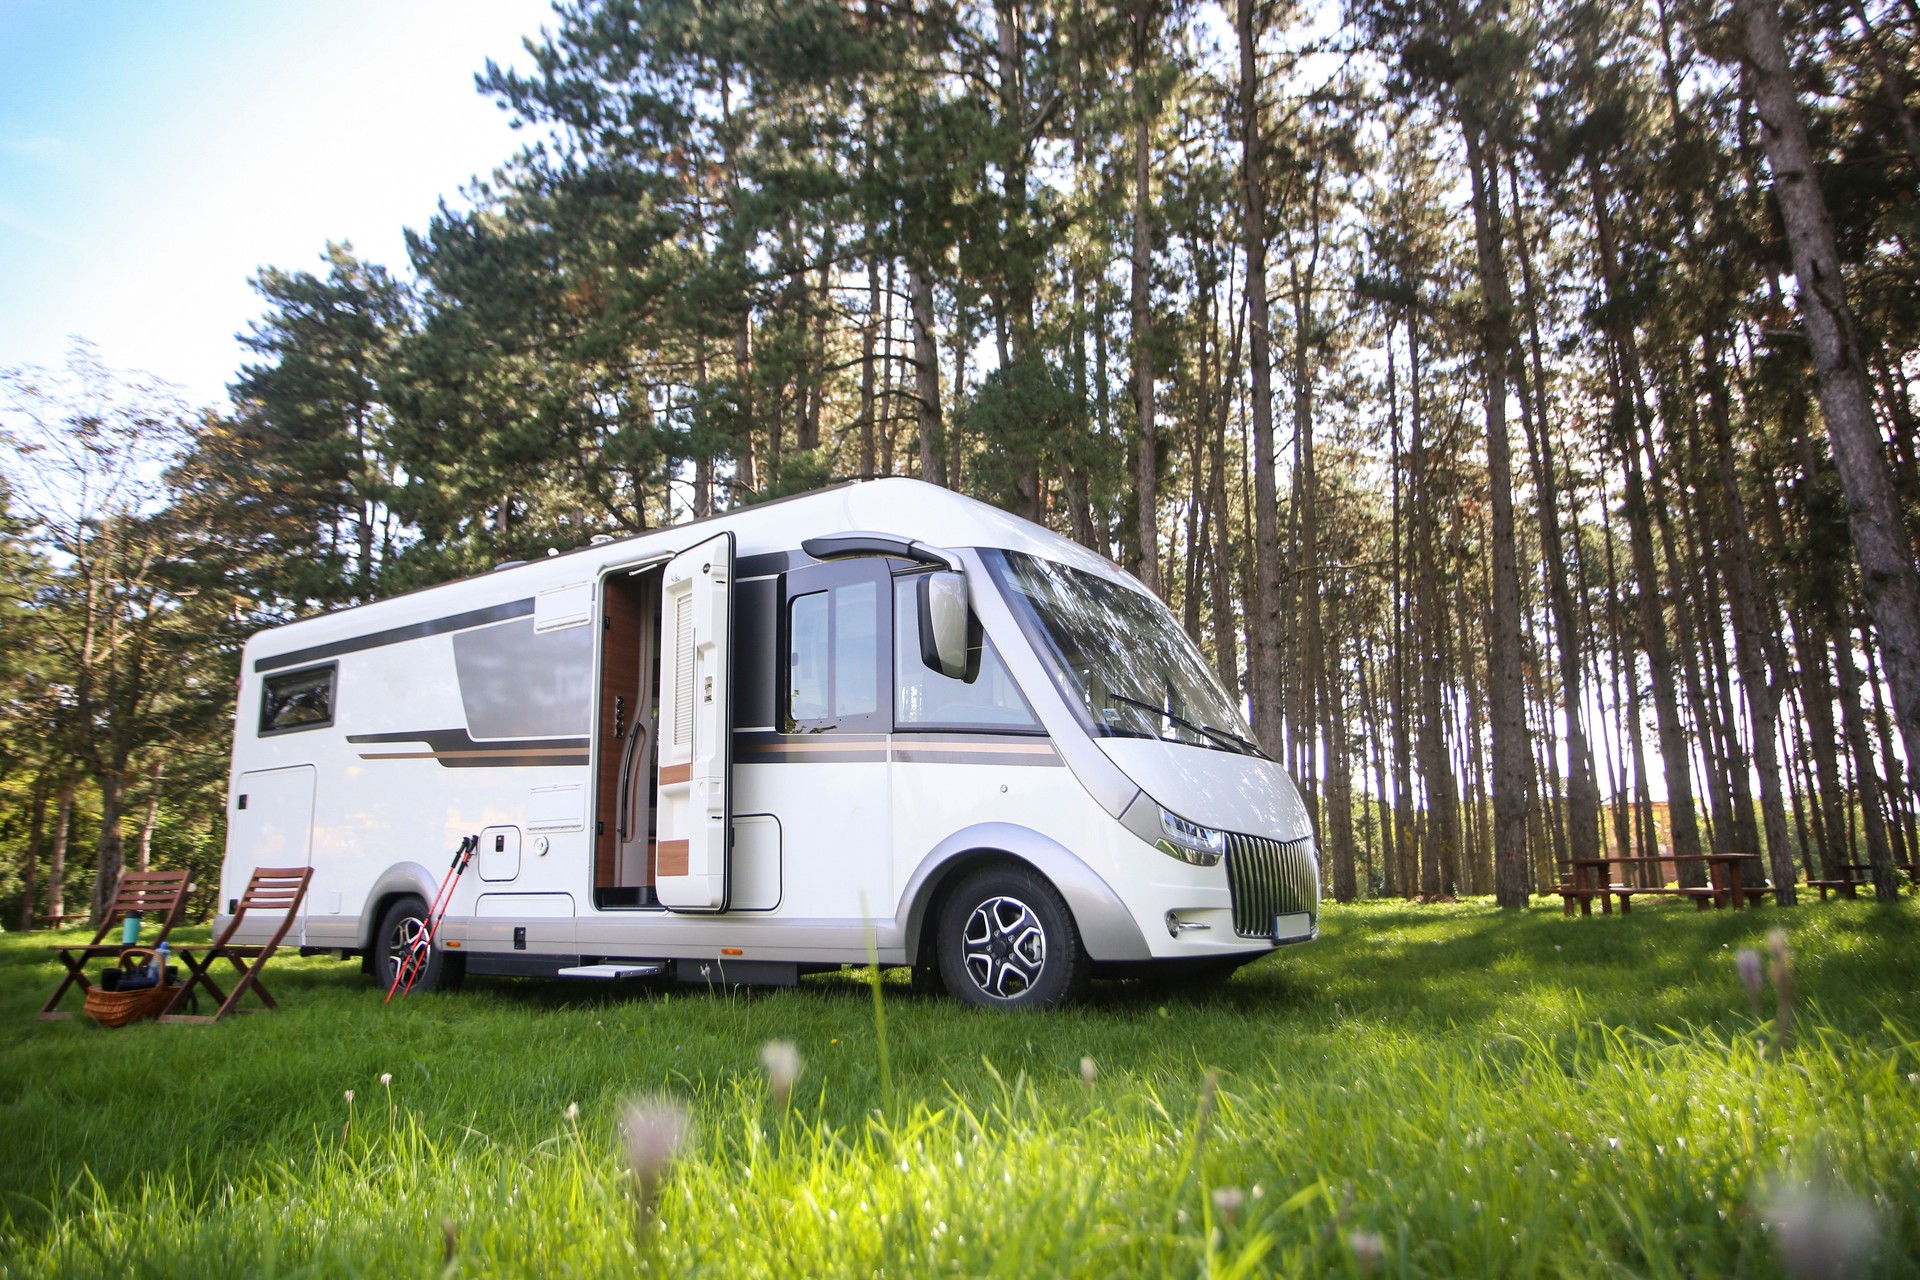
218,479,1320,974
1097,741,1314,843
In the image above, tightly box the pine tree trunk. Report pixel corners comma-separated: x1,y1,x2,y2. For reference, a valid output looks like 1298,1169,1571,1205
1293,263,1323,836
1644,415,1726,883
48,780,74,926
1836,623,1897,892
735,313,756,493
1387,317,1413,897
1591,166,1706,882
1326,593,1357,901
1410,322,1457,898
1208,304,1241,694
1183,408,1205,641
1667,387,1741,856
990,0,1042,546
950,296,970,487
1620,431,1709,871
1597,498,1635,862
1799,634,1850,878
861,248,879,479
1456,505,1488,893
1737,0,1920,795
1236,0,1282,758
1864,633,1910,891
135,767,161,875
1460,121,1532,908
1508,173,1600,866
18,782,46,931
908,265,946,487
881,257,896,477
1702,334,1798,898
1130,0,1159,593
91,772,126,928
1361,641,1395,895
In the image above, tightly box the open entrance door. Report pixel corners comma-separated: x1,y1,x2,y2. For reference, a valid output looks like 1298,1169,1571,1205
655,531,734,911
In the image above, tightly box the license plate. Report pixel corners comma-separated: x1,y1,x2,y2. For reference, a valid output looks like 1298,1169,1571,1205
1272,912,1313,941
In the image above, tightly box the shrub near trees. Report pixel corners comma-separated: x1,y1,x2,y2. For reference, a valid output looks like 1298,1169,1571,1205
2,0,1917,925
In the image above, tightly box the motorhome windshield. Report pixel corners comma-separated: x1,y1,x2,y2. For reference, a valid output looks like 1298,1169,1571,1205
982,549,1264,757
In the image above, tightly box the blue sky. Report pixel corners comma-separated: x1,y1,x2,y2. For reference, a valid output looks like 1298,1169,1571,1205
0,0,555,408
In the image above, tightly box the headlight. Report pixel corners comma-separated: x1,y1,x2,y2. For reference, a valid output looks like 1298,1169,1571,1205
1157,807,1226,866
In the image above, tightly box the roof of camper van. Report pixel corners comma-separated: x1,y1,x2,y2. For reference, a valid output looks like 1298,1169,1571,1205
243,478,1142,663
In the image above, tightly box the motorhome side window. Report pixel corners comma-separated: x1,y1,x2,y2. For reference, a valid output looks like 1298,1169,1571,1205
259,664,335,735
892,579,1038,730
784,564,885,732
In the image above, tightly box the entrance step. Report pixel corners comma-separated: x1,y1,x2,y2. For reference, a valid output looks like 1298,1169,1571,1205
555,962,666,980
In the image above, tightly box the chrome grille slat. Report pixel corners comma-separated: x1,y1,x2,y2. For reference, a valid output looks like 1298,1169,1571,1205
1224,833,1319,938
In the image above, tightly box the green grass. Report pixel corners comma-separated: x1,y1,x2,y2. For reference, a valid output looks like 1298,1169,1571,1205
2,898,1918,1277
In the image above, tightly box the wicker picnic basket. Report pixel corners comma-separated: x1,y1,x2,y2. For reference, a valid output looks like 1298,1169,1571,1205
82,948,176,1028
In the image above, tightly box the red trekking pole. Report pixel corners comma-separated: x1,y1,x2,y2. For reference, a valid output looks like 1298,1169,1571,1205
386,834,477,1003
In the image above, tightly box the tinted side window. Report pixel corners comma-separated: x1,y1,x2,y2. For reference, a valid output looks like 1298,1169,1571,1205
260,664,335,735
893,579,1039,730
788,591,831,723
833,581,879,716
783,566,886,732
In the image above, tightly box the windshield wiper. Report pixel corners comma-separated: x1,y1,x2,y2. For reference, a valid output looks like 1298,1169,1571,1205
1197,721,1264,757
1105,691,1257,757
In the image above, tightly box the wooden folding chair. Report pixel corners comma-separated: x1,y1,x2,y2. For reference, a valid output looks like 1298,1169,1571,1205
160,866,312,1024
39,869,192,1020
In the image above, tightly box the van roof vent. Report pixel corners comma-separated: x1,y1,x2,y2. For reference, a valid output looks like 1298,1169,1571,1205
492,560,526,571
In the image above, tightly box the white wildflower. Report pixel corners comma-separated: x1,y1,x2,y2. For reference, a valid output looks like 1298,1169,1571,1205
760,1040,803,1109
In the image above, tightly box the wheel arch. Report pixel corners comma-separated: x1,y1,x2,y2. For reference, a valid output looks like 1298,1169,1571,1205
897,823,1152,963
356,862,440,963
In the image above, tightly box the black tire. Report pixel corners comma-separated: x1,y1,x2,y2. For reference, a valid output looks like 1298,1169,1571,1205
374,894,463,994
936,867,1088,1010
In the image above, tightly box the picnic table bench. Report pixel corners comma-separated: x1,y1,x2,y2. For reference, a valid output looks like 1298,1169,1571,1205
1809,861,1920,899
1547,854,1770,916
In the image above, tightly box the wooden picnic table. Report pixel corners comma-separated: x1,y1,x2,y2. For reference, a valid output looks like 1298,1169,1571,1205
1812,860,1920,899
1555,854,1769,916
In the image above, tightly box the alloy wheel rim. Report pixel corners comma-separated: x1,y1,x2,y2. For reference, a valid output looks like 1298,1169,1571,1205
387,914,427,980
961,895,1047,999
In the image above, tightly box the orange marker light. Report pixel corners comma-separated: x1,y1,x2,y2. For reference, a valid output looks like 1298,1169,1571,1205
721,947,743,956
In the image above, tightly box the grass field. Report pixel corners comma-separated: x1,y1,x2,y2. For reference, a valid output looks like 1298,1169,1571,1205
2,898,1917,1277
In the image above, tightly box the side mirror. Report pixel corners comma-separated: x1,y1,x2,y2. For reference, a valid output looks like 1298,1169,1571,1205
917,571,980,683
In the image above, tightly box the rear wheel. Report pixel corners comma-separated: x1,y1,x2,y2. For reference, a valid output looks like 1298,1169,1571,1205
374,894,462,994
936,867,1088,1010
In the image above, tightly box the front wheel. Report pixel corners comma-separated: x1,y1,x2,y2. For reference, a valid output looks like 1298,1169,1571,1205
936,867,1088,1010
374,894,463,994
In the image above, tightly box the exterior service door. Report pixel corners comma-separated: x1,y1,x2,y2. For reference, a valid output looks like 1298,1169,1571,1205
655,531,734,911
229,765,316,937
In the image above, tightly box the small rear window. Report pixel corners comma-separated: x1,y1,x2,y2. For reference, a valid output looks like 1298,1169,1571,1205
260,664,335,735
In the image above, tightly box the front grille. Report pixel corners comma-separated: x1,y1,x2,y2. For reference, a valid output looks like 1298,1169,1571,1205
1224,834,1319,938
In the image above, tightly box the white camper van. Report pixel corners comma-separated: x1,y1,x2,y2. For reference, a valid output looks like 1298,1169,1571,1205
221,479,1318,1008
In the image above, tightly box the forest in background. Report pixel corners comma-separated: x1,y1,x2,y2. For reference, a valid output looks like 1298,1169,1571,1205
1,0,1916,926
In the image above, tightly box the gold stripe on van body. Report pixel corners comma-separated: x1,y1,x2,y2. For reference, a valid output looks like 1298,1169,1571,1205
734,731,1061,768
357,747,589,761
892,739,1063,767
736,738,890,764
346,729,588,769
